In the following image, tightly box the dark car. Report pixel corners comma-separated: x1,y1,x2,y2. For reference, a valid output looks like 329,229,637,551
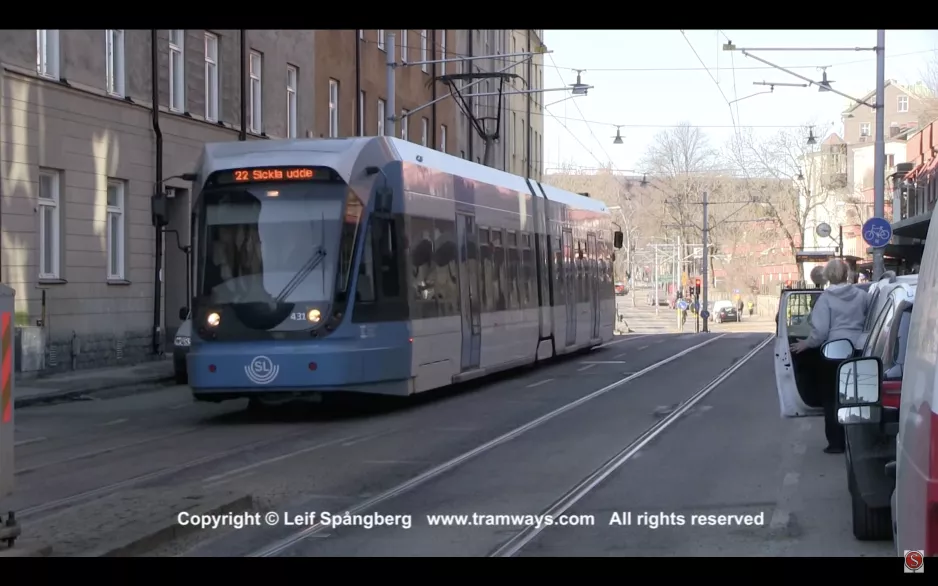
715,306,738,323
829,277,916,541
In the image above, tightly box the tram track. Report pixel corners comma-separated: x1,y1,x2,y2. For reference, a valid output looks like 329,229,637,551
247,334,728,557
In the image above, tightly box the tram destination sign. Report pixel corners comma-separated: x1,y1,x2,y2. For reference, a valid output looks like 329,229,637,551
211,166,334,185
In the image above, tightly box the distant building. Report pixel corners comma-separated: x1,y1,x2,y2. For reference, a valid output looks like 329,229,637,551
505,30,545,181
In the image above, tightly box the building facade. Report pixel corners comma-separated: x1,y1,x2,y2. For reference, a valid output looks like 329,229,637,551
888,119,937,273
505,30,545,181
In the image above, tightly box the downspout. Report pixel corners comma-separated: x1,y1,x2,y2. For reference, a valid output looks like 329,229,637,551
525,30,532,180
150,30,164,354
239,30,247,141
431,30,437,149
466,32,474,161
355,31,362,136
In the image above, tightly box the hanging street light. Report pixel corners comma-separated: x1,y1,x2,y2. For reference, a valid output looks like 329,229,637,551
817,67,834,92
612,125,624,144
806,128,817,145
570,69,593,96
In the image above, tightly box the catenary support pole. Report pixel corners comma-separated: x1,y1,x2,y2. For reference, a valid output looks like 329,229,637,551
386,32,396,138
654,246,659,316
872,29,886,280
702,191,710,333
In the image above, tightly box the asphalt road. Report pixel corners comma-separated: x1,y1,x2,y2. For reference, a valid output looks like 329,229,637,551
9,332,893,557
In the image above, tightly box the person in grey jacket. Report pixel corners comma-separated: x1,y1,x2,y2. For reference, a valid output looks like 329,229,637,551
790,258,870,453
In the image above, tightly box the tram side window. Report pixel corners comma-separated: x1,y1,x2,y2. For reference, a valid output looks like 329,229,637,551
356,226,376,302
353,216,404,322
521,233,536,308
433,217,459,318
491,228,507,311
479,228,492,312
553,235,564,306
408,215,439,320
507,230,520,310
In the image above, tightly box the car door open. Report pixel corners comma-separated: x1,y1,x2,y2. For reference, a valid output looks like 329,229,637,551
775,289,825,417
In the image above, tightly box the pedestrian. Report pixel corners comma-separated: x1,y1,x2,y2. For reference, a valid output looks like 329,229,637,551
788,258,871,454
737,298,744,316
747,300,754,317
680,307,687,332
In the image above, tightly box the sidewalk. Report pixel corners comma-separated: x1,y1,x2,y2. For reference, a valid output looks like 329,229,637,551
14,359,175,408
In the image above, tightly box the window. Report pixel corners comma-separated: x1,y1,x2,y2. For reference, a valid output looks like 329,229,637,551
860,122,871,137
204,33,219,121
440,30,446,75
377,99,386,136
377,30,385,51
460,150,465,159
359,90,365,136
38,169,60,279
440,124,447,152
420,30,428,73
421,117,429,146
328,78,339,138
249,51,262,133
286,66,298,138
37,30,60,79
401,30,407,62
106,180,125,280
169,30,185,112
512,112,517,155
898,95,909,113
401,109,409,140
105,30,125,97
359,30,364,40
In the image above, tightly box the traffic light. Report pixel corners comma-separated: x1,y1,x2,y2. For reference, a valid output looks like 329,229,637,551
694,278,701,296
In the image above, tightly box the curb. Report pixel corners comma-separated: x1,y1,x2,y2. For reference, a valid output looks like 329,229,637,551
0,543,53,557
14,375,177,408
85,493,255,557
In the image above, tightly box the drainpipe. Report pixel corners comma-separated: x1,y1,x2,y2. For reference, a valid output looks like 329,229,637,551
431,30,437,149
526,29,532,180
467,31,473,161
239,30,247,141
355,31,362,136
151,30,164,354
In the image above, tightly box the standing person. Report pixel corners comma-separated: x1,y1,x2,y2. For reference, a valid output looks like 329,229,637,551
737,298,744,317
789,259,870,454
747,300,754,317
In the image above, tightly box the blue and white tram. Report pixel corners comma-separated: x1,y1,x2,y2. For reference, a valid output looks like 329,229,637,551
185,137,622,405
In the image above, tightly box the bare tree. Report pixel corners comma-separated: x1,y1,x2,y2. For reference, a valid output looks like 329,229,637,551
725,125,842,278
918,50,938,124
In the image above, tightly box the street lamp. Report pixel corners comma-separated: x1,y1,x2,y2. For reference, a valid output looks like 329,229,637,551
612,126,624,144
807,128,817,145
817,67,834,92
570,70,593,95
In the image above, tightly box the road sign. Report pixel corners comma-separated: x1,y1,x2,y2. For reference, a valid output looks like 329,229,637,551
862,217,892,249
700,310,710,320
815,222,832,238
677,300,688,311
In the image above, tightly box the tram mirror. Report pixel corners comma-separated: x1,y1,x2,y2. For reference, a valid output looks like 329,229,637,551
179,307,189,321
613,231,624,249
151,193,168,227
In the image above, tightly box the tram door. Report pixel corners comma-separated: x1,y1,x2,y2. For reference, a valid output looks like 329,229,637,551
562,230,576,347
587,233,600,339
456,214,482,370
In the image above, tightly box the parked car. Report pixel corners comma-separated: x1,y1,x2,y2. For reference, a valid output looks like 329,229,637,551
711,300,739,323
823,274,916,541
173,315,191,384
615,282,627,296
646,291,669,306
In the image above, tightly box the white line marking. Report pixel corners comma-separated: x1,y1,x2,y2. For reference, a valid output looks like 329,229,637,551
580,361,627,365
363,460,426,465
202,471,256,490
249,334,726,557
577,364,597,371
637,345,649,350
15,436,47,447
169,403,190,410
597,334,653,348
491,334,774,557
101,418,128,427
525,379,553,388
613,352,628,359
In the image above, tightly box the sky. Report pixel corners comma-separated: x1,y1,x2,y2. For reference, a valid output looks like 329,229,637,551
541,30,938,174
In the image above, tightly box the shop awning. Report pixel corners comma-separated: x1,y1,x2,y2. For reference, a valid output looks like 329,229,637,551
905,161,926,182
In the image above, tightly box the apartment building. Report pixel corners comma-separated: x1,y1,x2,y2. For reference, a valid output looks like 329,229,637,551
0,29,316,373
314,30,457,152
505,30,545,181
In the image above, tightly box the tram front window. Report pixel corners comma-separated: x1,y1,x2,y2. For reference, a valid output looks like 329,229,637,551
195,181,350,335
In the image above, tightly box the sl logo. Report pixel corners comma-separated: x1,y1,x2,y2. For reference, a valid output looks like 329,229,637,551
245,356,279,385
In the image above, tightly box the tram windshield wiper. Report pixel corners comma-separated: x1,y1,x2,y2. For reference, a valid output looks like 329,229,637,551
275,247,326,303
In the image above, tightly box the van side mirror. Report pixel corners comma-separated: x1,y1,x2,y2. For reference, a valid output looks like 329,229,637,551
821,338,854,360
836,357,883,425
613,231,624,249
179,307,189,321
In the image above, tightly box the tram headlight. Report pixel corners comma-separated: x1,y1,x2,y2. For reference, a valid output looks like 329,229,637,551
307,309,322,323
206,312,221,327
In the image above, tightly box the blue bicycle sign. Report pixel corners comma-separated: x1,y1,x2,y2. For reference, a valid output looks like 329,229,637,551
862,217,892,249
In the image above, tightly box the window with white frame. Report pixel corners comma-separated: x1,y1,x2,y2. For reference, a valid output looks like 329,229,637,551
359,90,365,136
204,32,219,122
377,30,385,51
169,30,185,112
441,30,446,75
36,30,60,79
359,30,364,40
377,99,386,136
420,30,428,73
400,30,407,62
249,51,263,133
401,109,409,140
286,66,298,138
898,95,909,113
328,79,339,138
440,124,447,152
512,112,517,155
421,117,428,146
38,169,60,279
106,180,125,280
105,30,125,97
860,122,871,137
